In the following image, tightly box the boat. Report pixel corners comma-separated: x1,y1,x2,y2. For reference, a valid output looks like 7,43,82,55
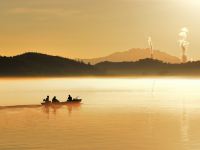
41,99,82,105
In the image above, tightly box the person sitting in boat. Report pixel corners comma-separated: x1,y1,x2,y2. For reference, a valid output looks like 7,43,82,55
43,96,50,102
67,95,73,101
52,96,60,103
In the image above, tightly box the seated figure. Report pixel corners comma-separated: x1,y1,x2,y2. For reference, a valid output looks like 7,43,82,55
67,95,73,101
52,96,60,103
43,96,50,103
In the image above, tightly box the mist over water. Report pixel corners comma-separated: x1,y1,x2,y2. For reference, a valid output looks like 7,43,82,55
1,78,200,150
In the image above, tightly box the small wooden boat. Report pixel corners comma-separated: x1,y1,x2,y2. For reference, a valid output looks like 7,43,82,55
41,99,82,105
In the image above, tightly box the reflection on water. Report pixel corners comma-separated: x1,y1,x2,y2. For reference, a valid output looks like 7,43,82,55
0,103,200,150
1,104,199,150
1,78,200,149
0,103,81,116
42,103,81,116
180,101,190,150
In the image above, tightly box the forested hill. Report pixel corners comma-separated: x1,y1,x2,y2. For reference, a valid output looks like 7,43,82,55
0,52,96,76
95,58,200,76
1,52,200,77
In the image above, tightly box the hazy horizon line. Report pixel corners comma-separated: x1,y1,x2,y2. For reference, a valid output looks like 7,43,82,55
0,47,182,60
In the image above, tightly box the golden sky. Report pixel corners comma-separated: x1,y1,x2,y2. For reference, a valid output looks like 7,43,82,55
1,0,200,59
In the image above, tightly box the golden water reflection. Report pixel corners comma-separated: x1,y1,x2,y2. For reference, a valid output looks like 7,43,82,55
42,103,81,116
1,78,200,149
0,103,81,116
0,105,200,150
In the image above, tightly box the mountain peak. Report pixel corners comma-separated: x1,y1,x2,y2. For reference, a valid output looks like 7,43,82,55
83,48,180,64
15,52,53,58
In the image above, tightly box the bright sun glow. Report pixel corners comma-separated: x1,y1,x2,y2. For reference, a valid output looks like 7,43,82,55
181,0,200,7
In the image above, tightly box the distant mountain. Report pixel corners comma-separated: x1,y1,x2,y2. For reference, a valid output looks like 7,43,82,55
83,48,180,64
0,52,97,76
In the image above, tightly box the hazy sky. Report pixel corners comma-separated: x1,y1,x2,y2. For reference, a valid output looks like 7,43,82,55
1,0,200,59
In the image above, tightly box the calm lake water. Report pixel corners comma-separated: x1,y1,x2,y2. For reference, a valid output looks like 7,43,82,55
1,77,200,150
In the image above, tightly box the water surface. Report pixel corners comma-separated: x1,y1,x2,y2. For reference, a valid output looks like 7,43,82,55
0,78,200,150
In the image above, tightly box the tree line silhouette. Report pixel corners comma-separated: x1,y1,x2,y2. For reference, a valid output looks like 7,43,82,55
0,52,96,76
1,52,200,76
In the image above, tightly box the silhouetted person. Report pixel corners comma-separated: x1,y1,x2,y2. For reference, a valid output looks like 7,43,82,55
52,96,60,103
43,96,50,103
67,95,73,101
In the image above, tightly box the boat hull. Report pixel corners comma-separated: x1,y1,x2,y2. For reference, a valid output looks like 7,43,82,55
41,99,82,105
